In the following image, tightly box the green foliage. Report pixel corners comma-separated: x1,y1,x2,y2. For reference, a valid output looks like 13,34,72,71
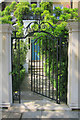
14,5,30,22
0,10,2,17
16,2,30,8
53,7,62,17
12,40,27,92
1,2,78,36
13,2,31,35
31,3,37,8
0,15,12,24
59,7,78,21
54,21,68,37
32,7,43,16
2,6,11,15
12,68,26,91
9,1,17,12
40,2,53,13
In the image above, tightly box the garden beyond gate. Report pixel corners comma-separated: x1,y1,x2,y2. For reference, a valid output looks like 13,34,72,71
11,21,68,104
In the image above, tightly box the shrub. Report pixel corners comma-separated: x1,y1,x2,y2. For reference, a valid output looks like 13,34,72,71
12,67,26,92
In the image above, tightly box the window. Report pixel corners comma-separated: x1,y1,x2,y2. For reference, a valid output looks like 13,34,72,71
31,0,41,7
53,4,63,10
31,2,37,4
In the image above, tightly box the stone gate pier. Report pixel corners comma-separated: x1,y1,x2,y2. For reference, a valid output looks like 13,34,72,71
0,24,14,107
67,22,80,109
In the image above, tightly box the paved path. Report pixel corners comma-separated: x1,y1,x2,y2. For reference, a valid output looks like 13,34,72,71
1,73,80,119
20,73,47,100
1,104,80,119
20,73,31,91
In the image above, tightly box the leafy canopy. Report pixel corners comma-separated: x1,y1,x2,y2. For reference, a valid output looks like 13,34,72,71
0,1,78,37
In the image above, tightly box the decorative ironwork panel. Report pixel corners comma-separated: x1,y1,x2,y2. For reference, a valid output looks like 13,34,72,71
31,35,68,103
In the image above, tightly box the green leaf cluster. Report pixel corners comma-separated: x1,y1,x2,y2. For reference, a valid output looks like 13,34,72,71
0,15,12,24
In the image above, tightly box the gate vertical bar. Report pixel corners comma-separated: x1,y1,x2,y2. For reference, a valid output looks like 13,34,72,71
18,39,21,103
42,39,43,94
52,38,54,99
11,38,14,103
58,37,61,104
36,41,38,92
39,39,40,93
49,38,50,97
66,39,68,104
31,43,33,91
45,37,47,96
34,42,35,92
37,41,38,92
44,37,46,96
36,41,37,92
56,38,58,103
35,42,37,92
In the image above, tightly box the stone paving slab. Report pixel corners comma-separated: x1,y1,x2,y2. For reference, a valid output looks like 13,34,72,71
22,111,42,118
8,112,21,118
21,91,48,100
22,100,71,111
22,110,80,119
23,100,43,111
41,111,79,118
1,105,80,119
2,111,21,119
2,112,10,118
42,103,71,111
8,104,25,113
0,111,2,120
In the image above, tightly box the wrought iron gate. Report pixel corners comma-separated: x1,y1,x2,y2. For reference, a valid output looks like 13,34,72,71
31,35,68,104
11,21,68,104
